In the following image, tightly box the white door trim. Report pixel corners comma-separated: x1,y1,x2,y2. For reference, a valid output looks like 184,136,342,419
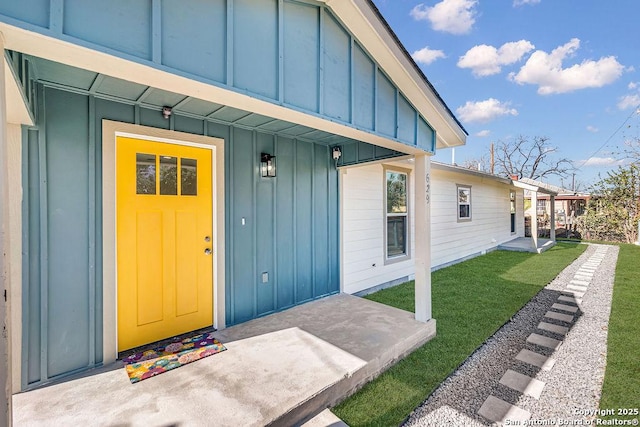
102,120,225,364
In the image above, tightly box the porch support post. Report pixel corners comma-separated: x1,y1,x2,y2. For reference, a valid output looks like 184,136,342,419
0,33,13,426
414,153,432,323
550,195,556,242
530,191,538,251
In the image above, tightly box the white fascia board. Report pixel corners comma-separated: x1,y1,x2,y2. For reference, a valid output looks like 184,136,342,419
325,0,466,149
431,161,512,185
512,180,559,196
0,23,427,155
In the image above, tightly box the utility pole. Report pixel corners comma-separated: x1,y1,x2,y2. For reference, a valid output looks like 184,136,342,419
572,173,575,192
490,142,494,174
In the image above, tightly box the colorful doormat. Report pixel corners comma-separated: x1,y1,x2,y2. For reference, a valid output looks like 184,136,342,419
122,332,226,383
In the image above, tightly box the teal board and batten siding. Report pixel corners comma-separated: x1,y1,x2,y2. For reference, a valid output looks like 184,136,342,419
21,84,339,388
0,0,436,152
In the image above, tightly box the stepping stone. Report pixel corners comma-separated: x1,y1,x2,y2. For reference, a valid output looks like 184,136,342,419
538,321,569,335
574,275,591,281
478,395,531,424
562,290,585,298
545,311,574,323
552,303,578,313
527,333,562,350
578,273,595,278
499,369,546,399
570,279,590,286
567,284,588,292
516,348,556,371
558,295,582,304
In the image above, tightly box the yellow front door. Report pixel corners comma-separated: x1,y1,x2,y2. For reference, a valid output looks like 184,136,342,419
116,136,213,351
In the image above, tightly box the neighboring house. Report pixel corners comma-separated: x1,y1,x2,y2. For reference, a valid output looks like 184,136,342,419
0,0,466,405
342,161,525,295
520,178,589,236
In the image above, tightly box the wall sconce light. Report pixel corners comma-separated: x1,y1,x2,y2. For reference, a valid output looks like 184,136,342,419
162,106,172,119
260,153,276,178
332,146,342,161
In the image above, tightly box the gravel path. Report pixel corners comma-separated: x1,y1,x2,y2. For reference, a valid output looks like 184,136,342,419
403,243,618,427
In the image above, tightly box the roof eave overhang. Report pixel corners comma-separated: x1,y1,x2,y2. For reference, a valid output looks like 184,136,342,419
324,0,467,149
431,161,512,185
0,22,434,155
513,180,559,196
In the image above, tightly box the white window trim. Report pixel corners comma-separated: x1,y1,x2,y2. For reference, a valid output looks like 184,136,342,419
457,184,472,222
384,166,411,264
510,190,517,234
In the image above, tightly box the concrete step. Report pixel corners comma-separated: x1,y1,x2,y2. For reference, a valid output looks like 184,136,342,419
545,311,574,323
478,395,531,424
551,303,579,313
538,321,569,335
499,369,545,399
527,333,562,350
301,409,348,427
515,349,556,371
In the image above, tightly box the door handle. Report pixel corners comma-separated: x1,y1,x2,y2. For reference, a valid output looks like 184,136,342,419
204,248,212,255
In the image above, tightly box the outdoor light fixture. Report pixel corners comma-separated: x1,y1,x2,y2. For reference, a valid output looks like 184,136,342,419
260,153,276,178
162,106,172,119
332,146,342,161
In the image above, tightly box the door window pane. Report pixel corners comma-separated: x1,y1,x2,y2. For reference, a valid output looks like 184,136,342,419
160,156,178,195
136,153,156,195
181,158,197,196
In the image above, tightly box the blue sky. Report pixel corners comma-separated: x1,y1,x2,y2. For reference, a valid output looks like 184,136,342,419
372,0,640,189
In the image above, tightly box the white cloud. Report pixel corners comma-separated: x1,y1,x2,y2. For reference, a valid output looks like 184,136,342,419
628,82,638,90
412,46,446,65
513,0,541,6
586,125,599,133
456,98,518,123
458,40,535,77
579,157,626,167
618,94,640,110
476,130,491,137
410,0,478,35
509,38,626,94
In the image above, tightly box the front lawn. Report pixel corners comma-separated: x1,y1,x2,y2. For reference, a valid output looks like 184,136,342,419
333,242,587,426
599,244,640,420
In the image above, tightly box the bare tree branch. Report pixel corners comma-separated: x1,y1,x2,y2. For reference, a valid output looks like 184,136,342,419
493,135,573,180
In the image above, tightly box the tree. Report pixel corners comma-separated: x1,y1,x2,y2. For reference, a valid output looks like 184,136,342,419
575,164,640,243
460,153,491,172
494,135,573,180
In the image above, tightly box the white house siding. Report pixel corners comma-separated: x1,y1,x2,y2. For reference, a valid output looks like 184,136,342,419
341,161,416,295
430,168,524,269
342,161,524,295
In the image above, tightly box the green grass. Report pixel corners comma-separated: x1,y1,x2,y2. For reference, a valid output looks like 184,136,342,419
333,242,587,426
599,244,640,419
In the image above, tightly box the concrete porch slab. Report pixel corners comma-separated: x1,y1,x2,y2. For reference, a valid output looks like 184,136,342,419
497,237,556,254
12,293,435,427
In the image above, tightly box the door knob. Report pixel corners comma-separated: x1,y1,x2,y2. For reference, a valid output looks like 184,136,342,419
204,248,212,255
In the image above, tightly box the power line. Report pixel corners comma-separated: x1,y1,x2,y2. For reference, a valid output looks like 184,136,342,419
574,103,640,171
